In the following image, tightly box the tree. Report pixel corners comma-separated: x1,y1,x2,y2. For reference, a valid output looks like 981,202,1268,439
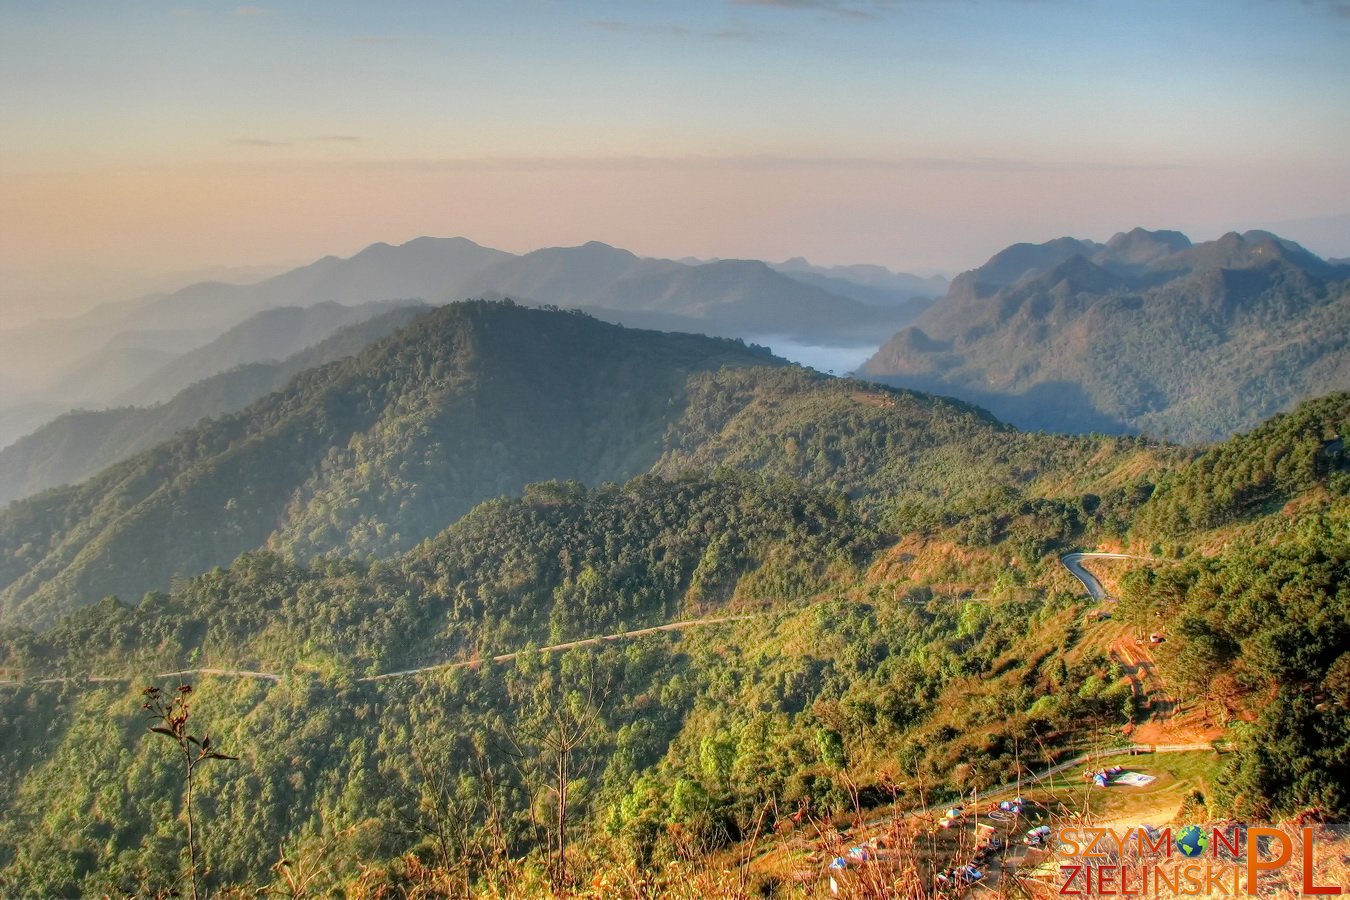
142,684,237,900
500,654,611,893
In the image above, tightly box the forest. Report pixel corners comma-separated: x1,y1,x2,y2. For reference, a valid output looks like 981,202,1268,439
0,380,1345,896
0,306,1345,896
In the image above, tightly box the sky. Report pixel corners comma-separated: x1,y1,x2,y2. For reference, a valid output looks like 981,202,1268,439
2,0,1349,327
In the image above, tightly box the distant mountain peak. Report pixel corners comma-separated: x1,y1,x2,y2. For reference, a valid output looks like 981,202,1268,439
575,240,634,257
1102,228,1192,266
863,225,1350,443
966,236,1102,288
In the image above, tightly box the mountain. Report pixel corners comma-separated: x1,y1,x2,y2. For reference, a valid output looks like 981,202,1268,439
0,237,929,448
0,301,1161,629
771,257,949,304
0,303,780,627
116,299,426,407
74,236,510,338
0,306,430,507
0,237,511,411
0,389,1343,896
463,241,914,344
0,296,1343,894
862,229,1350,441
0,402,66,456
462,241,678,305
40,346,183,407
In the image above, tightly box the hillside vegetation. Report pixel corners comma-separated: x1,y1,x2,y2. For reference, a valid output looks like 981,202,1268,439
0,306,1344,897
0,302,1165,629
863,229,1350,442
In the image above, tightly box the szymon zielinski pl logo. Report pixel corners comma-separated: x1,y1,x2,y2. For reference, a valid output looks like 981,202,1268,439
1053,824,1346,895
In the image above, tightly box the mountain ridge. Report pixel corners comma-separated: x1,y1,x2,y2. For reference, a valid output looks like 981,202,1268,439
0,305,431,506
862,228,1350,441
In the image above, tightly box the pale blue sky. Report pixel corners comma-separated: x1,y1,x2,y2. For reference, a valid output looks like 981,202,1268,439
2,0,1348,320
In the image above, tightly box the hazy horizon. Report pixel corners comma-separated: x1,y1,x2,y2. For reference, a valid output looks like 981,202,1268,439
3,0,1348,329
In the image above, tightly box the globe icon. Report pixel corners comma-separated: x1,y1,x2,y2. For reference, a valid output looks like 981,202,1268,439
1176,825,1209,858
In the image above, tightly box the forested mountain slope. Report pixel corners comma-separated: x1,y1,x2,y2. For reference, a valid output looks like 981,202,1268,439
0,302,1170,629
0,303,781,627
0,394,1344,896
862,229,1350,441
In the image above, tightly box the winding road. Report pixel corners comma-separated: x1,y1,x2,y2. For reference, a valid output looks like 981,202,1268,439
1059,551,1155,601
358,614,761,682
0,615,760,688
2,552,1158,689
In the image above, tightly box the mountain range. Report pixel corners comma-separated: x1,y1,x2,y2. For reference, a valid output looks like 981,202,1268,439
0,301,1160,629
0,294,1345,896
861,228,1350,442
0,238,935,451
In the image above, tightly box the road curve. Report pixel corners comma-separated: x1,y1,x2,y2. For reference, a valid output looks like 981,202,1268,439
1060,552,1155,601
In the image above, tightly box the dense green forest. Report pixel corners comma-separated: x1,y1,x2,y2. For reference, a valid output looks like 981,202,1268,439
0,304,1345,896
0,302,1166,629
0,473,1137,897
863,230,1350,442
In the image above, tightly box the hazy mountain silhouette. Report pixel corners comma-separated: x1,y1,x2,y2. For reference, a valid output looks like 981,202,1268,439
117,299,427,407
770,257,947,305
0,305,429,506
0,237,510,404
462,242,917,343
0,236,929,446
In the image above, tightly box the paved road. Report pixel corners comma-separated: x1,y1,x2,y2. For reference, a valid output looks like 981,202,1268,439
1,551,1156,687
1060,552,1154,601
358,614,761,682
19,667,281,686
1,616,760,688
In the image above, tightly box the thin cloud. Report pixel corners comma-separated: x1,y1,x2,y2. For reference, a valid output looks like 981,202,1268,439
734,0,835,7
228,136,362,147
234,5,271,16
588,20,691,37
708,24,763,41
227,138,292,148
588,18,766,41
249,153,1189,176
1299,0,1350,17
729,0,965,18
732,0,878,14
